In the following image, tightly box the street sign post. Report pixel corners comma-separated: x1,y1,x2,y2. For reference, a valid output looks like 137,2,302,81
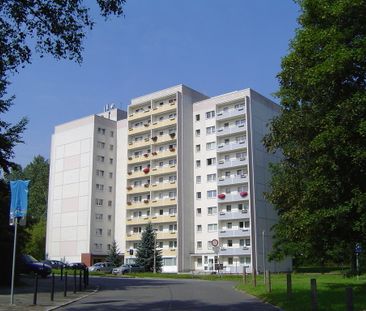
355,243,362,279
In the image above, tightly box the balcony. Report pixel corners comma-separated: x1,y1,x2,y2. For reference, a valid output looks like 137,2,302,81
217,175,248,186
217,158,247,170
150,181,177,191
216,107,245,121
150,198,177,207
217,192,249,203
152,102,176,115
218,247,251,256
128,138,151,150
151,118,177,130
157,231,177,240
161,249,177,256
216,124,246,137
127,184,150,194
128,124,151,135
151,133,176,145
218,228,250,238
126,217,151,225
150,149,177,160
218,210,249,220
126,233,142,241
150,165,177,176
128,154,151,164
217,141,246,153
127,170,150,179
150,214,177,224
126,201,150,209
128,109,152,121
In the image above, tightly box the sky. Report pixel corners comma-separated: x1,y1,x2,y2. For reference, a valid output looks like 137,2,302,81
6,0,300,167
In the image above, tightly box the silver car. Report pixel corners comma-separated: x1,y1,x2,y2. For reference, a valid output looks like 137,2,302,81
88,262,114,273
112,264,144,275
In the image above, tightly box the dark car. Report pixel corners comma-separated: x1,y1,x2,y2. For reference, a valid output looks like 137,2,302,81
21,255,52,278
41,259,67,269
68,262,87,270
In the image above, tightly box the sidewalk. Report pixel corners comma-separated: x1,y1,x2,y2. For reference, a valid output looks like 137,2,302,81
0,274,98,311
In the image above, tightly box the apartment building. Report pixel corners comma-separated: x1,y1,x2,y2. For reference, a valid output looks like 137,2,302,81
46,85,291,273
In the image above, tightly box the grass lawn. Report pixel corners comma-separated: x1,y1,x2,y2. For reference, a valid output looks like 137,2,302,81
236,273,366,311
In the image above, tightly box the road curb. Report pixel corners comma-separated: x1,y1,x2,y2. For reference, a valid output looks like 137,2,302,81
46,286,100,310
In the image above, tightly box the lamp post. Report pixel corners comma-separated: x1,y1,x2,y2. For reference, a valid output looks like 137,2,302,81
262,230,266,285
153,228,158,274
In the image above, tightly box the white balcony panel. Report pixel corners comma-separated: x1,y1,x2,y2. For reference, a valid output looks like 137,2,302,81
216,124,246,137
218,229,250,238
218,210,249,220
217,141,246,153
218,247,251,256
217,175,248,186
217,158,247,170
216,107,245,121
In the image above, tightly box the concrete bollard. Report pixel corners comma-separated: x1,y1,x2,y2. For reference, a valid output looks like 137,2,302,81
73,270,77,293
266,271,272,293
287,273,292,297
243,267,247,285
79,270,82,291
51,273,55,301
64,272,68,297
33,274,39,305
346,287,353,311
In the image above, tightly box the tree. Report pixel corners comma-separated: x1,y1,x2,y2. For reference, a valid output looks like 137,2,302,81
264,0,366,266
106,240,122,267
135,222,163,272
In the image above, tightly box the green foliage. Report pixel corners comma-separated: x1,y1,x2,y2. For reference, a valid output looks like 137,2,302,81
135,222,163,272
264,0,366,265
106,240,122,267
24,218,46,260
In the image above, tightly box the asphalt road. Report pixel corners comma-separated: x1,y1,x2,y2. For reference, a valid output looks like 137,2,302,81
62,277,279,311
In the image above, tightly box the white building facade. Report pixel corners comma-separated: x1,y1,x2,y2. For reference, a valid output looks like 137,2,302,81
46,85,291,273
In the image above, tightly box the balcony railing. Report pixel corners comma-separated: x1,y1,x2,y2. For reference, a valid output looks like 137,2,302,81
150,165,177,176
150,118,177,130
216,124,246,137
217,175,247,186
218,210,249,220
218,246,251,256
217,141,246,153
128,108,152,121
152,102,176,115
217,192,249,203
150,198,177,207
150,181,177,191
217,158,247,169
216,106,245,121
218,229,250,238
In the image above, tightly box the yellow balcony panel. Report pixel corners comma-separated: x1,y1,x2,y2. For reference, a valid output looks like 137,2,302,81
127,184,150,194
152,102,176,115
126,201,150,209
128,154,151,164
150,182,177,191
128,139,151,150
150,165,177,176
126,217,151,225
150,149,177,160
151,118,176,130
150,215,177,224
128,125,151,135
128,109,152,121
127,170,150,179
150,198,177,207
126,233,142,241
161,249,177,256
157,231,177,240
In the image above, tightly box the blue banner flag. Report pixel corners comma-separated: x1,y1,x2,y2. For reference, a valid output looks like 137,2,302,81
9,180,30,225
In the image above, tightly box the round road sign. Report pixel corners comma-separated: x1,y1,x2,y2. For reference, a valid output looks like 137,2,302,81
211,239,219,247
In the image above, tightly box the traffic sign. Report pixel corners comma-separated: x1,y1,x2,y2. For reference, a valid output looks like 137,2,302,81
211,239,219,247
355,243,362,254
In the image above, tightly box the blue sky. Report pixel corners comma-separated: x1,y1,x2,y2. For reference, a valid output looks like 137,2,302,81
6,0,299,167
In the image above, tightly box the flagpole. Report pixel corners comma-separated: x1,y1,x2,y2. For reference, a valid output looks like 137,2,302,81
10,217,18,305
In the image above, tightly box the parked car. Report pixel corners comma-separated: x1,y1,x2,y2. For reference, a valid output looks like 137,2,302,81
68,262,87,270
21,255,52,278
88,262,114,273
112,264,144,275
41,259,67,269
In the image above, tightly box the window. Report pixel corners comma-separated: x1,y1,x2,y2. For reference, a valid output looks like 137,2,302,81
96,228,103,236
207,206,217,215
169,224,177,231
224,138,230,145
236,136,245,143
197,225,202,232
228,257,233,265
197,241,202,250
195,129,201,137
228,240,233,247
206,111,215,119
109,172,113,179
159,209,164,215
110,131,114,137
95,214,103,220
169,191,176,198
196,160,201,168
95,199,103,206
109,186,113,192
196,176,202,184
169,241,177,248
206,126,215,135
108,200,112,207
245,239,251,246
109,158,113,164
245,221,250,228
169,208,176,215
169,175,176,182
195,114,200,121
207,158,216,166
96,169,104,177
96,184,104,191
107,229,112,237
108,215,112,221
197,258,203,267
107,244,111,251
94,243,102,250
97,128,105,135
159,242,164,248
227,222,232,229
206,142,216,150
236,152,245,159
207,190,217,198
207,174,216,182
207,241,213,250
196,144,201,152
109,144,114,151
208,224,218,232
97,141,105,149
196,192,202,199
236,119,245,126
226,188,231,194
196,208,202,215
97,155,105,162
226,205,232,212
240,239,245,247
133,227,142,233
